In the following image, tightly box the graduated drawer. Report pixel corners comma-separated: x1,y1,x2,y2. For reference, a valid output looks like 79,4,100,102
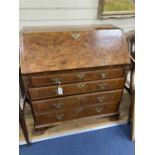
35,103,119,126
30,68,124,87
29,78,125,100
32,89,123,114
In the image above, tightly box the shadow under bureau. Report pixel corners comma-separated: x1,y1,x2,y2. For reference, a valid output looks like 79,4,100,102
20,26,130,130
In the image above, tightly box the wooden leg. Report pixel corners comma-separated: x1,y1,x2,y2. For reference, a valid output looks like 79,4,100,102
125,85,132,94
19,111,30,145
131,92,135,141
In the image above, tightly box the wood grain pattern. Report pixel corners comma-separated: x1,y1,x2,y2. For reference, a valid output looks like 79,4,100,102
35,103,119,125
20,26,129,74
30,67,124,87
32,89,123,114
19,89,131,145
20,26,130,131
29,78,125,100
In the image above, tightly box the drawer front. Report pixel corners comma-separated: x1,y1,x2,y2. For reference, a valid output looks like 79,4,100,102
30,68,124,87
35,103,118,125
32,89,123,114
29,78,125,100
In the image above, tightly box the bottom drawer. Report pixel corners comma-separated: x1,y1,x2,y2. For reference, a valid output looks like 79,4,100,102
35,102,119,126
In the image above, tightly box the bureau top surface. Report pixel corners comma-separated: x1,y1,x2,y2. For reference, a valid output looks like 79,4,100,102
20,26,129,74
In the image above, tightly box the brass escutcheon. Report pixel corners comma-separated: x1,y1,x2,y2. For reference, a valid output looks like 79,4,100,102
96,107,103,113
53,102,63,109
97,83,108,90
71,32,80,39
78,96,85,102
100,72,107,79
78,83,85,89
77,73,85,80
51,78,60,83
97,96,105,103
76,107,84,112
55,114,64,120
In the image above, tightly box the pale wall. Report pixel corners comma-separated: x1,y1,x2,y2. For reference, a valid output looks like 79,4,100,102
19,0,135,31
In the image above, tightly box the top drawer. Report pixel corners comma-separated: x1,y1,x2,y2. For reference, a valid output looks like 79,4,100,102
30,68,124,87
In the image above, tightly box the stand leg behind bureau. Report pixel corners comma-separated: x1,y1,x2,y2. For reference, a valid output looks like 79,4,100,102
19,107,30,145
25,97,37,124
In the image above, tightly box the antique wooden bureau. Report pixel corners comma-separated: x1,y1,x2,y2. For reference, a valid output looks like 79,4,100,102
20,26,130,130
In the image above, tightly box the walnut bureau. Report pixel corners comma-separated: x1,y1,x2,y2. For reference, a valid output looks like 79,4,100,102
20,26,130,130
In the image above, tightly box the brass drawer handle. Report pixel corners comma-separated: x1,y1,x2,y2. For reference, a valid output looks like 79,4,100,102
78,83,85,89
77,73,85,80
100,72,108,79
97,83,108,90
76,107,84,112
53,102,63,109
96,107,103,113
96,96,105,103
77,96,85,102
55,114,64,120
51,78,60,83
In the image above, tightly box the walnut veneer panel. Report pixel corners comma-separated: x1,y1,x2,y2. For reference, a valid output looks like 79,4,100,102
35,103,119,125
30,68,124,87
32,89,123,114
20,26,130,130
29,78,125,100
20,27,129,74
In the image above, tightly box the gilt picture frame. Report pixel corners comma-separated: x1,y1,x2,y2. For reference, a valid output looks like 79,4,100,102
98,0,135,19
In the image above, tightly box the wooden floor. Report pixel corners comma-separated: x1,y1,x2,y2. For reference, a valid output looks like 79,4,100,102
19,89,131,145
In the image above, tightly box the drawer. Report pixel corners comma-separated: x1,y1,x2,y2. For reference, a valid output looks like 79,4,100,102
29,78,125,100
30,68,124,87
32,89,123,114
35,110,72,125
35,103,119,125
